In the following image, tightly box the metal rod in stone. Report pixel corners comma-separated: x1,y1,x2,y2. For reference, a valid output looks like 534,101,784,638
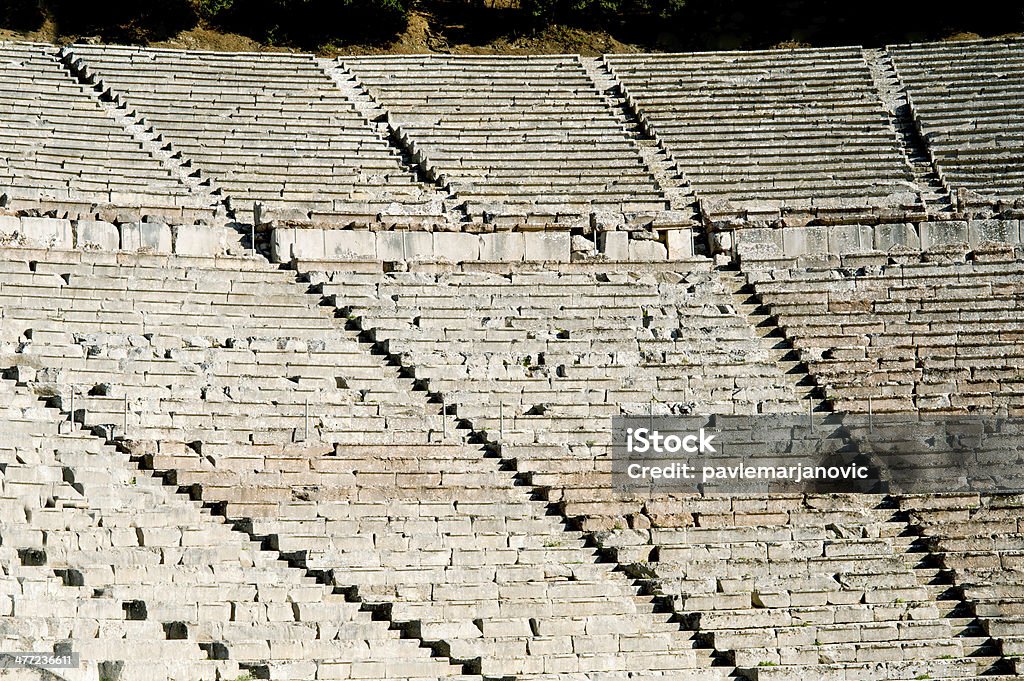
499,402,504,439
304,397,310,442
442,397,447,440
124,394,128,435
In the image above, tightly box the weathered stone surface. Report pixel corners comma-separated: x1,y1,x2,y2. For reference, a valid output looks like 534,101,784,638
571,234,596,254
0,216,22,242
173,224,228,256
324,229,376,260
76,220,120,251
598,231,629,259
523,231,570,261
968,219,1019,247
268,227,299,261
735,227,784,259
380,231,433,261
782,226,827,257
826,224,874,254
874,223,920,251
21,218,73,249
479,232,525,261
665,229,694,259
920,220,968,249
120,222,172,253
628,237,667,261
433,232,480,262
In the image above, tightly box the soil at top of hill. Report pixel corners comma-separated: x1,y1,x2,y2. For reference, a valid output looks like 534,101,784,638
0,10,640,55
0,9,1020,56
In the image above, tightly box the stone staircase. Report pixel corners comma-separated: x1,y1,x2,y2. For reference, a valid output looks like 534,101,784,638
883,505,1019,680
1,375,474,681
716,266,829,411
319,57,462,215
580,56,698,220
58,47,224,219
863,47,956,217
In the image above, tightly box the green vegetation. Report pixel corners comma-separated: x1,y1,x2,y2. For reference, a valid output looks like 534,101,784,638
0,0,1021,51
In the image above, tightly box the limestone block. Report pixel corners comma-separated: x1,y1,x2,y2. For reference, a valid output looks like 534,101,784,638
591,210,626,231
968,219,1019,247
920,220,968,249
665,229,694,259
713,230,734,254
324,229,376,260
433,232,480,262
826,224,874,254
782,226,827,257
270,227,296,262
377,231,433,261
874,223,921,251
735,227,784,260
524,231,570,261
173,224,228,256
10,365,35,385
628,238,667,261
571,234,596,253
479,232,525,261
21,217,72,249
76,220,119,250
286,229,328,261
120,222,171,253
598,231,628,259
0,216,22,242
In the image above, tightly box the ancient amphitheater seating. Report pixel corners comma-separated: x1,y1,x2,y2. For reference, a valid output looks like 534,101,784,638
311,266,805,523
888,39,1024,207
620,494,977,681
307,264,1000,679
258,442,722,680
0,380,472,681
339,55,669,222
897,494,1024,677
603,49,920,223
744,249,1024,413
0,42,210,221
65,45,446,226
0,252,447,451
0,248,735,680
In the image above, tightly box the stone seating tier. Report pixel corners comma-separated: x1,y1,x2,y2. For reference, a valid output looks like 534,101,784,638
604,49,918,222
889,38,1024,205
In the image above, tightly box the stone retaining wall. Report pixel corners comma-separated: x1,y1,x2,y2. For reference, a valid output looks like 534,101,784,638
735,219,1021,264
270,225,696,263
0,216,241,257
